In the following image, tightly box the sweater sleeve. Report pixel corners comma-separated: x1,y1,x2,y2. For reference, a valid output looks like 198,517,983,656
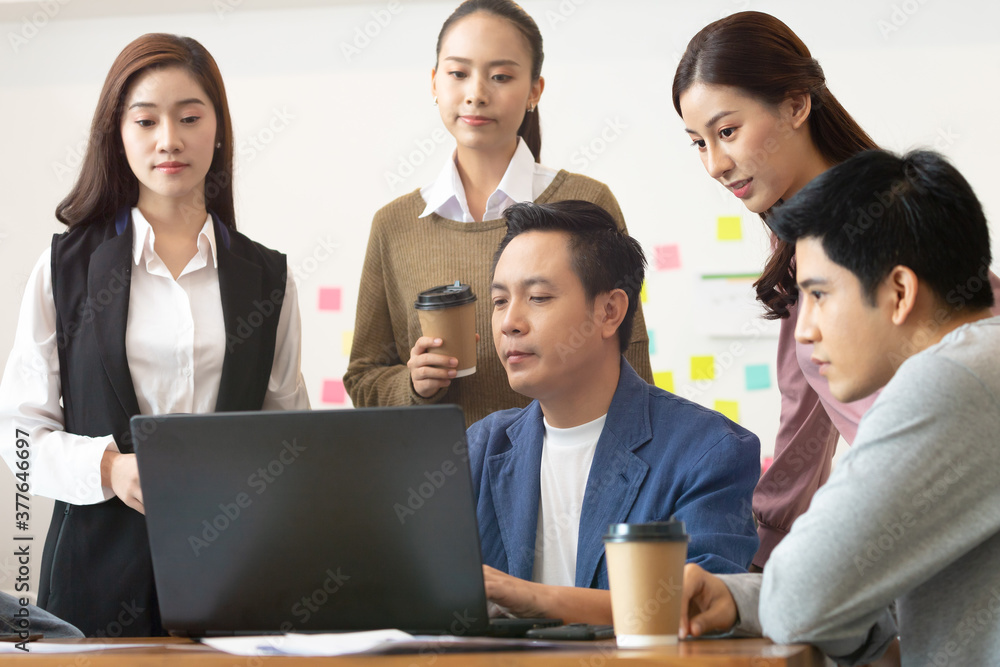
752,305,839,567
755,352,1000,663
590,185,654,384
343,212,446,408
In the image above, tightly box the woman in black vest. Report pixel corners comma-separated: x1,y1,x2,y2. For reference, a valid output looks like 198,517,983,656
0,34,309,636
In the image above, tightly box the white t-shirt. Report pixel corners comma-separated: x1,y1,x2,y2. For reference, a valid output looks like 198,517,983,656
531,413,607,587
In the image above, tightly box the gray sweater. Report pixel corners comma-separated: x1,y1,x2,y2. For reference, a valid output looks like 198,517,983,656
721,316,1000,666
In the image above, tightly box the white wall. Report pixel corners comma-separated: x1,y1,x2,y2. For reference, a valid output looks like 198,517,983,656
1,0,998,598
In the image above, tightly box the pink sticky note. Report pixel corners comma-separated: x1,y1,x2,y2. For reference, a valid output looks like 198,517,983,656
655,244,681,271
321,379,346,404
318,287,342,312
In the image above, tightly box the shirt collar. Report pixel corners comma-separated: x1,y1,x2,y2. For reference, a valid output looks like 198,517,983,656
130,207,218,269
419,138,536,219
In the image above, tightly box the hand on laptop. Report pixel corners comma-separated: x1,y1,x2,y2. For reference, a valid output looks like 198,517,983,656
679,563,737,638
483,565,547,618
101,450,145,514
482,565,613,625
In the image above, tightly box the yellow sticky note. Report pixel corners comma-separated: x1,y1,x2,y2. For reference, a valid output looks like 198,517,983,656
342,330,354,357
717,216,742,241
640,282,648,303
691,355,715,380
715,399,740,423
653,371,674,393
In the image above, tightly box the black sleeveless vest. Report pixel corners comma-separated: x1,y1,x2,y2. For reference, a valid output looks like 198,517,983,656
39,208,287,636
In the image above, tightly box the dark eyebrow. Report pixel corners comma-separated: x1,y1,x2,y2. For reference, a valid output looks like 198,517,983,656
798,278,829,290
491,277,557,292
684,110,736,134
127,98,207,111
443,56,522,68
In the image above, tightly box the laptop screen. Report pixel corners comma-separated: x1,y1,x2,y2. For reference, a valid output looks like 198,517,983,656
133,405,490,637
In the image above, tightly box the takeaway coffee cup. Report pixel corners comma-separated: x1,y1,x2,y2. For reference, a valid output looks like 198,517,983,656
603,519,689,648
414,281,478,377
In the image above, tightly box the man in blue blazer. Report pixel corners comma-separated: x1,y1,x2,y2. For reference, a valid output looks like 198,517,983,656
469,200,760,625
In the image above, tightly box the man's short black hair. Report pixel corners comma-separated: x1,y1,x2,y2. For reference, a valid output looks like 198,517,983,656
768,149,994,310
492,200,647,354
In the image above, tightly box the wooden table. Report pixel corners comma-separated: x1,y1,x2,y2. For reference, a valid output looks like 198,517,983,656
3,637,825,666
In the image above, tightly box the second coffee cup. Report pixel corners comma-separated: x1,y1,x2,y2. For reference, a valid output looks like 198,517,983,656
414,281,478,377
603,519,689,648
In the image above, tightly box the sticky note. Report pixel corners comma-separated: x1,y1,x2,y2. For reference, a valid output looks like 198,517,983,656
318,287,342,311
342,330,354,357
691,356,715,380
647,330,656,356
717,216,742,241
640,282,648,303
745,364,771,391
761,456,774,475
653,371,674,393
715,399,740,423
321,379,346,404
655,244,681,271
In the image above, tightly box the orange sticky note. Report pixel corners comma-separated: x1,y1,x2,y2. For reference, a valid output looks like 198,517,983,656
653,371,674,393
717,216,742,241
715,399,740,423
342,330,354,357
691,356,715,380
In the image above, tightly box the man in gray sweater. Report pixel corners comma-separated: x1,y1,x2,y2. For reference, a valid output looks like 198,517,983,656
678,149,1000,667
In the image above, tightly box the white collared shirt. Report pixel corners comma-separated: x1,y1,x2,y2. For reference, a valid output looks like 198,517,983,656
0,208,309,505
419,139,558,222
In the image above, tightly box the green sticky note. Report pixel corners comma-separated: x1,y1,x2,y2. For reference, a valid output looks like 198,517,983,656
653,371,674,393
745,364,771,390
647,330,656,356
715,400,740,423
717,216,742,241
691,356,715,380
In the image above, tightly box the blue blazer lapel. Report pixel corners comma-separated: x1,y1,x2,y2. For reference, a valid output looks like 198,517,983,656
575,359,653,588
89,210,140,424
486,405,544,580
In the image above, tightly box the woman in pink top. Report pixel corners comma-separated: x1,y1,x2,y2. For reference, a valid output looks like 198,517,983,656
672,11,1000,568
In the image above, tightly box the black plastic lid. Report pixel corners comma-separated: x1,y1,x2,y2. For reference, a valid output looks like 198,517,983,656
603,520,688,543
414,281,477,310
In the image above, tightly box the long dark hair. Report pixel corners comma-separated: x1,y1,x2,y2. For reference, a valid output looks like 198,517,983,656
436,0,544,162
56,33,236,230
672,11,879,318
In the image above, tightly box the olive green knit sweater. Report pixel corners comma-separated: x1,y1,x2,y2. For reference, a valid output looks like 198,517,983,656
344,170,653,427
